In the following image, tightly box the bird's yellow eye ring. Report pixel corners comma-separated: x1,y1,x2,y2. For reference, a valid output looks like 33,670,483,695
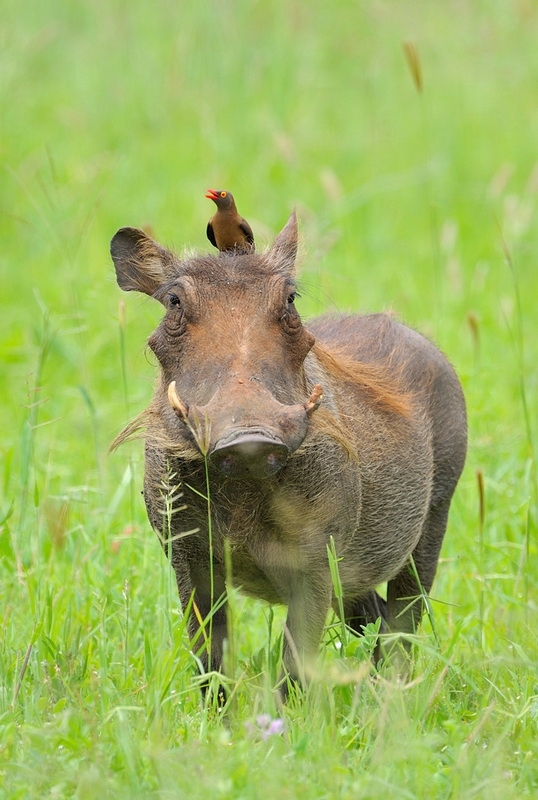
220,191,227,197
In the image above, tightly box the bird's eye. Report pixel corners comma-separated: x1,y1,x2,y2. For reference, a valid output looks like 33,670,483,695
168,293,180,307
220,191,227,198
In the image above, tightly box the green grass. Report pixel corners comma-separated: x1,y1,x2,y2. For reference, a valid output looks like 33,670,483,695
1,0,537,797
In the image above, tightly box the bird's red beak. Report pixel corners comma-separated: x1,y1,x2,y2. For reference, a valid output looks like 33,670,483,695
205,189,219,201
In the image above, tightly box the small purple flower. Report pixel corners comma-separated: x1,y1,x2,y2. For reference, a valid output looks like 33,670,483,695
260,717,285,740
245,713,285,740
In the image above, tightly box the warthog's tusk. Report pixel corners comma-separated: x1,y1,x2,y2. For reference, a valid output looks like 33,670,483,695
167,381,189,419
304,384,323,416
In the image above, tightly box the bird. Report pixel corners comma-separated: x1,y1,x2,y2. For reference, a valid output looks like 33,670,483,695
205,189,255,252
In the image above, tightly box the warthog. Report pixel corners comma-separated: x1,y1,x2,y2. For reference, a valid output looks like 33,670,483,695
110,212,467,691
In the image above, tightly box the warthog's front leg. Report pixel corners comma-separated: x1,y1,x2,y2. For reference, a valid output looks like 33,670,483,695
281,574,332,693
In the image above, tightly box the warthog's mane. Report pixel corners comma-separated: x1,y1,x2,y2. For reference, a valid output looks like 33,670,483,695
312,342,413,419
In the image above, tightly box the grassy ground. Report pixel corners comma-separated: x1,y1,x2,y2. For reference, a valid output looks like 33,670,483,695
1,0,537,797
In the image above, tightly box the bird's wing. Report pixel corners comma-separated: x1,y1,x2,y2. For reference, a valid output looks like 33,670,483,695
239,219,255,245
206,221,217,248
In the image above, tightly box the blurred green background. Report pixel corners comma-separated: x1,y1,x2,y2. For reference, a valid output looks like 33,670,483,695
1,1,537,797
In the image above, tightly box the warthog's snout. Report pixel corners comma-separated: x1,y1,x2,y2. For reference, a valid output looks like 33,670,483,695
210,432,290,479
167,380,324,478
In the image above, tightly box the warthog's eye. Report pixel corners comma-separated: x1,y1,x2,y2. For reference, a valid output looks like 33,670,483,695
168,293,181,307
280,289,303,334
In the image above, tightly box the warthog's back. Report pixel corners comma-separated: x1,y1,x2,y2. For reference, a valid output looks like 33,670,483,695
309,312,467,504
291,312,467,601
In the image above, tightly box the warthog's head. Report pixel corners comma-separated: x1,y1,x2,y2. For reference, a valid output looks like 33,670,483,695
111,213,323,479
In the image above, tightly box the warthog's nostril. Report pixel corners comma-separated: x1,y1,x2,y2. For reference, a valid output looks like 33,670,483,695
211,435,290,479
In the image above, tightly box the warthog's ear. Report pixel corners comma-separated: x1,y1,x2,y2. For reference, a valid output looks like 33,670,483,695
110,227,176,296
270,211,298,275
